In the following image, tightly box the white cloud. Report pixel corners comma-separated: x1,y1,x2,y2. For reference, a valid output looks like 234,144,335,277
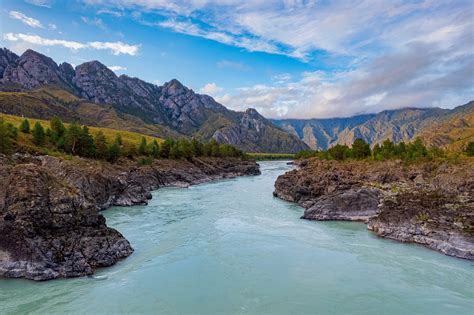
4,33,85,50
156,19,282,57
25,0,53,8
81,0,464,61
82,0,473,118
88,41,139,55
222,41,473,119
3,33,140,55
9,11,44,28
108,65,127,72
199,82,223,96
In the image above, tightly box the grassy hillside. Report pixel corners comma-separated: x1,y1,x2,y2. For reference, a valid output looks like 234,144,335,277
1,112,162,155
0,88,182,140
416,101,474,151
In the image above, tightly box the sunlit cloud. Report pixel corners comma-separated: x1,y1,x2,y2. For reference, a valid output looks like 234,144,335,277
3,33,140,56
9,11,44,28
107,65,127,72
200,82,223,96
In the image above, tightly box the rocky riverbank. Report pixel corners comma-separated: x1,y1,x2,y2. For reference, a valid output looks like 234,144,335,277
274,159,474,260
0,154,260,280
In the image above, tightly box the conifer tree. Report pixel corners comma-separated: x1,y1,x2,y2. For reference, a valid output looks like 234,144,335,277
94,131,108,159
32,122,45,146
19,119,30,133
108,142,121,162
351,138,371,159
79,126,96,157
64,122,82,155
0,118,13,154
160,139,173,158
149,139,160,158
138,137,148,155
50,116,65,138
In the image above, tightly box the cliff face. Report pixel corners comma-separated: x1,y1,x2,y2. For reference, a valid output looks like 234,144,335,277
0,48,308,153
0,154,260,280
273,159,474,260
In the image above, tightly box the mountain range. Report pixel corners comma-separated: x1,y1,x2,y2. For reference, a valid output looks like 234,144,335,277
0,48,308,153
273,102,474,150
1,47,472,153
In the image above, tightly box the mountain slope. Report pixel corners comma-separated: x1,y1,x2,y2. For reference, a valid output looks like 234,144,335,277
0,48,308,153
416,101,474,151
273,104,473,149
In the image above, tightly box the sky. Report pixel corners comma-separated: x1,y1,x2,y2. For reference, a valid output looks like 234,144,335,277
0,0,473,119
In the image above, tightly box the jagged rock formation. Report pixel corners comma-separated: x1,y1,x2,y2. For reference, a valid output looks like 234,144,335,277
0,153,260,280
0,48,307,153
273,103,474,150
274,159,474,259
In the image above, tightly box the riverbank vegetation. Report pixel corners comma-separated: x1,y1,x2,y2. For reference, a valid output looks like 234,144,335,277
247,152,295,160
0,115,244,162
295,138,474,162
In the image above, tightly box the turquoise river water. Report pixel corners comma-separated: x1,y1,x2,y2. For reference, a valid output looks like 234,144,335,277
0,161,473,314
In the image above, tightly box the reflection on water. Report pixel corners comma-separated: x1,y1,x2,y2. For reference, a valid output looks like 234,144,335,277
0,161,473,315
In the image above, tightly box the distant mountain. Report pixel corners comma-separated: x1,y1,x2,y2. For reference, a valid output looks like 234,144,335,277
0,48,308,153
273,103,473,150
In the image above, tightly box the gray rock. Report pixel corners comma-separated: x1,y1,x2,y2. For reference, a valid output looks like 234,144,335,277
0,154,260,280
303,188,381,221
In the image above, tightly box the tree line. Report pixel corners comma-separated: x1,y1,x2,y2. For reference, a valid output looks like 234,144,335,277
295,137,474,161
0,117,245,161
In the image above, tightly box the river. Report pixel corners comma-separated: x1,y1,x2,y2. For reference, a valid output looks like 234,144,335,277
0,161,473,314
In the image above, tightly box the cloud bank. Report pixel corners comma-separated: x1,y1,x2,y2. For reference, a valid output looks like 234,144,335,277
82,0,474,118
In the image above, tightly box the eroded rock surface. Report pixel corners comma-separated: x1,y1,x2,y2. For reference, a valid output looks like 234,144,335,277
274,159,474,259
0,154,260,280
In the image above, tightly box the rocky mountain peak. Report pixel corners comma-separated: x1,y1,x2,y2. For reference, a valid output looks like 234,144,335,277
0,48,310,152
73,60,122,103
161,79,188,95
0,48,19,78
241,108,266,133
1,48,74,90
244,108,265,119
76,60,116,78
59,62,75,82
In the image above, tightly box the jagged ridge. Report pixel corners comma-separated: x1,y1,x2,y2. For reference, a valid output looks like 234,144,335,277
0,48,308,153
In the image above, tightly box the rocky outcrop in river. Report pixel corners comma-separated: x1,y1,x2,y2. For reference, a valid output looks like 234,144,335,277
274,159,474,260
0,154,260,280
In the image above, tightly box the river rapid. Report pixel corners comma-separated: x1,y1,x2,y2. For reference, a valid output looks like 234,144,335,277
0,161,473,314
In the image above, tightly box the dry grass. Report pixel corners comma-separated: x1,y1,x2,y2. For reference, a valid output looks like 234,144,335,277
1,112,163,149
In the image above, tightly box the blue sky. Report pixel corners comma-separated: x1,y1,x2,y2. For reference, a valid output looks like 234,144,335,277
0,0,473,119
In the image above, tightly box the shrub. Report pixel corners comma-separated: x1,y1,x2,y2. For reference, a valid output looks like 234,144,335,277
328,144,350,160
465,141,474,156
